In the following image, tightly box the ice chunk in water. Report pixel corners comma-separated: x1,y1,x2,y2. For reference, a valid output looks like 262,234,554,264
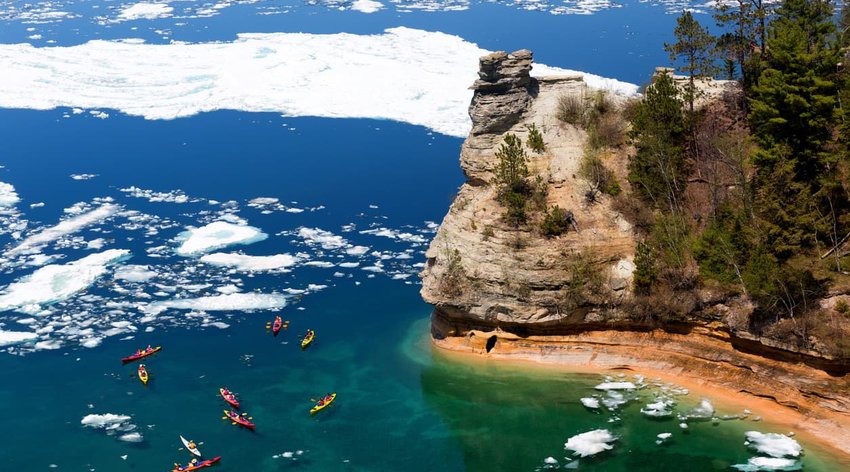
0,329,37,347
200,252,299,271
175,221,267,256
0,249,130,312
580,397,600,409
0,181,19,207
744,432,802,458
564,429,616,457
732,457,802,471
594,382,636,390
144,293,286,316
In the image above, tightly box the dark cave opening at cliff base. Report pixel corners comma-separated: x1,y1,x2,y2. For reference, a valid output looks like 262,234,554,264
486,335,497,353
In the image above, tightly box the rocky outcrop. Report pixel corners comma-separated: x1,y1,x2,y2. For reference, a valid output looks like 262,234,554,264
420,50,850,452
421,49,634,331
468,50,536,137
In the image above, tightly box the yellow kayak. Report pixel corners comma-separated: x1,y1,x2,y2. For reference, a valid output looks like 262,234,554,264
138,364,149,385
311,393,336,415
301,330,315,350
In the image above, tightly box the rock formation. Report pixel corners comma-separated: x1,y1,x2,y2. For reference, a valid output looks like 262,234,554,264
420,50,850,455
468,50,536,136
421,49,635,333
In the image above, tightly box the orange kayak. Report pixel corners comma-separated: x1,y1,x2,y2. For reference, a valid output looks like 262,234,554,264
223,410,254,430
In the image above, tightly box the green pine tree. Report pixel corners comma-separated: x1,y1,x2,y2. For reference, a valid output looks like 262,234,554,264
749,0,839,181
665,11,718,113
627,72,688,213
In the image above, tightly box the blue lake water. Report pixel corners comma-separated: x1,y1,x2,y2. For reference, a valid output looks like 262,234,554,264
1,0,849,470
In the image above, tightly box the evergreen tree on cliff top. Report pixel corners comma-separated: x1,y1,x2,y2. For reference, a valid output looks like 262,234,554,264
628,72,688,214
747,0,842,259
749,0,839,180
665,11,717,113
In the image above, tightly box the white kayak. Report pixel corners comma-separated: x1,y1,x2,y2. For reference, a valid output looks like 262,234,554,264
180,435,202,457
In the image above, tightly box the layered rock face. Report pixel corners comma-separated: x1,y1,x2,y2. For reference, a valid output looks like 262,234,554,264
468,50,536,137
421,49,635,333
419,51,850,442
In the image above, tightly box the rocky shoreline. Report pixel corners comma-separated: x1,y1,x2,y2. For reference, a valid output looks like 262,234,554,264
420,50,850,457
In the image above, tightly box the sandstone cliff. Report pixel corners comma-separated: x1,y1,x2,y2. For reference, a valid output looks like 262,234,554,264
422,50,636,328
419,50,850,452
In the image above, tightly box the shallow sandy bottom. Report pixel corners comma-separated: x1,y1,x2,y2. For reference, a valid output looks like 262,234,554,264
432,332,850,465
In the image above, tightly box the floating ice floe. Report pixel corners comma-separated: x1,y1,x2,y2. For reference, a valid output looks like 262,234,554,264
120,186,196,203
0,28,637,138
297,227,348,250
199,252,300,271
7,204,121,255
114,264,158,283
680,398,715,420
0,182,20,207
81,413,143,442
564,429,616,457
0,329,38,347
345,246,370,256
143,292,287,316
641,397,675,417
731,457,802,471
744,432,802,458
351,0,384,12
580,397,600,409
0,249,130,312
70,173,97,180
175,221,267,256
360,227,428,244
117,2,174,21
594,381,636,390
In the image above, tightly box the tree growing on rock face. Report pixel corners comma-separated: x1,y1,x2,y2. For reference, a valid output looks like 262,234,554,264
627,72,688,214
495,133,529,193
665,11,718,113
494,133,532,226
526,123,545,153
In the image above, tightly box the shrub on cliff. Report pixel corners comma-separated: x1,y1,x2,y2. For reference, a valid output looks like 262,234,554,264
526,123,545,153
561,250,604,310
587,113,627,149
440,247,466,297
494,133,529,193
556,93,585,125
540,205,575,237
494,133,533,226
579,148,621,204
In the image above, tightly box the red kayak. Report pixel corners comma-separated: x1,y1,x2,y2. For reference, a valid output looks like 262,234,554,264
219,388,239,409
122,346,161,363
223,410,255,430
272,316,282,336
171,455,221,471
